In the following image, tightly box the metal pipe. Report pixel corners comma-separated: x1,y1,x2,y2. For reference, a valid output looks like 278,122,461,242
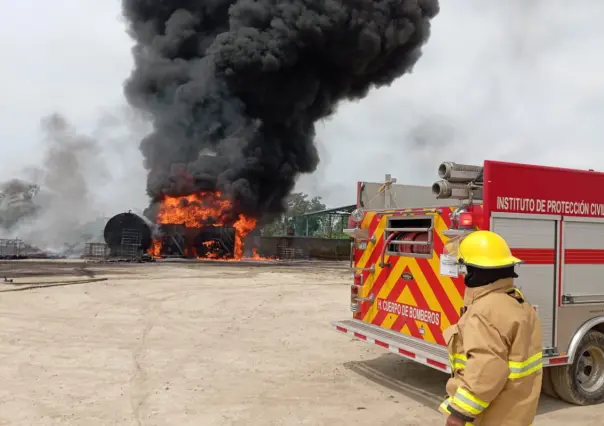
432,180,483,200
438,162,483,183
380,231,400,268
383,227,431,232
352,266,375,272
388,240,429,245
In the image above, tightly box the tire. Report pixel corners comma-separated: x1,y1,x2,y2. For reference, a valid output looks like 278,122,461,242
541,367,560,399
550,330,604,405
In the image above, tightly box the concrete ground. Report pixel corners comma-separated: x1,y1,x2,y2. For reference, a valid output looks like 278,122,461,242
0,260,601,426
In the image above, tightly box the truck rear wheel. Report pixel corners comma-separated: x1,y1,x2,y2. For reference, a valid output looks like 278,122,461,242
541,368,559,399
550,330,604,405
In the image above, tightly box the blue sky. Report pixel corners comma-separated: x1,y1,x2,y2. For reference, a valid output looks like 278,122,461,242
2,0,604,211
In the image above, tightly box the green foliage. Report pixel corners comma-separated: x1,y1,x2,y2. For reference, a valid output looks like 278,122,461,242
262,192,326,236
328,230,350,239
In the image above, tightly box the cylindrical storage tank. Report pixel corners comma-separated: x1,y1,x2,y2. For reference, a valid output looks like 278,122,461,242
438,162,483,183
104,212,152,252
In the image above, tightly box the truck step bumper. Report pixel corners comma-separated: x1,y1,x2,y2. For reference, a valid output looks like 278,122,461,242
332,319,451,373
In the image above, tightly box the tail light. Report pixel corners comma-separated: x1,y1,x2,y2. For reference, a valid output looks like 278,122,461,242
350,284,360,313
351,273,363,314
459,212,473,228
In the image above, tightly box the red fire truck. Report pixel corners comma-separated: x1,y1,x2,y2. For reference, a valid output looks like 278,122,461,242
334,160,604,405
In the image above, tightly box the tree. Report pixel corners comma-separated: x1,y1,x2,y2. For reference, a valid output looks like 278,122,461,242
262,192,326,236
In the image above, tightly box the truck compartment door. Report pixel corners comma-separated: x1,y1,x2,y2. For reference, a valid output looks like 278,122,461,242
562,218,604,303
492,214,558,348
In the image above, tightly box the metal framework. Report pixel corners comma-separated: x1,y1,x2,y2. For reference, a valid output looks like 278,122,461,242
297,204,356,237
0,238,25,258
83,242,143,261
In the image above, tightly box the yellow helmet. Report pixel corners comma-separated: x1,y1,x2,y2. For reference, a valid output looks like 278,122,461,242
457,230,522,269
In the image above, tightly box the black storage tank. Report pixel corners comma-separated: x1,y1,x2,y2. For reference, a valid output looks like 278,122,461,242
104,212,152,252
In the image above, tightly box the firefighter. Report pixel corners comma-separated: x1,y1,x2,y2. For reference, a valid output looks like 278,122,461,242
440,230,543,426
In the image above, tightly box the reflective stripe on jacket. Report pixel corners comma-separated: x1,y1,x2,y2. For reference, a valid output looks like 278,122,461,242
439,278,543,426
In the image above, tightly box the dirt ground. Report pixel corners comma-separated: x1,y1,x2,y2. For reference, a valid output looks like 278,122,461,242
0,260,602,425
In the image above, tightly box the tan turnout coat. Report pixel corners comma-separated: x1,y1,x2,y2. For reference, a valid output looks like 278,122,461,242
439,278,543,426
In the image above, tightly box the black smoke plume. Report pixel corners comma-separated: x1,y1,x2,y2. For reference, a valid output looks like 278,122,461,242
122,0,439,221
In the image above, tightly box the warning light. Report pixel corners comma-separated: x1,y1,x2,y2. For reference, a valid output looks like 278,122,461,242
351,209,365,223
459,212,473,228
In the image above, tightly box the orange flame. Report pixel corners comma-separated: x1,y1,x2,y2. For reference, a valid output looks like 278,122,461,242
150,240,161,257
156,192,231,227
148,191,268,260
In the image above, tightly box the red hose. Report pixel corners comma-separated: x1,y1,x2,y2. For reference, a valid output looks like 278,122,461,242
380,231,400,267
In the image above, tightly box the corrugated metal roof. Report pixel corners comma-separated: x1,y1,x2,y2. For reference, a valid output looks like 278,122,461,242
297,204,356,217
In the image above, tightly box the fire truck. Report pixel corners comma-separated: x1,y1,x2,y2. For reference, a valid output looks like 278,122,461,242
333,161,604,406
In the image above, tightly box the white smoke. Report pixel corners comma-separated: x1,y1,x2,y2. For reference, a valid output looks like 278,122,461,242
0,108,149,254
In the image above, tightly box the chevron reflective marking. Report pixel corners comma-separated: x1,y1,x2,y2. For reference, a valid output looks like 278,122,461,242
354,207,465,345
334,324,566,371
332,323,451,372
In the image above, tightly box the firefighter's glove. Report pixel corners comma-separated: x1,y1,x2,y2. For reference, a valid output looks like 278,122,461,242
445,414,467,426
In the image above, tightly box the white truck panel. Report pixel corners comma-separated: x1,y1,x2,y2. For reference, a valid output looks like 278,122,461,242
563,265,604,298
563,221,604,249
563,221,604,298
360,183,456,210
492,217,556,248
492,217,557,348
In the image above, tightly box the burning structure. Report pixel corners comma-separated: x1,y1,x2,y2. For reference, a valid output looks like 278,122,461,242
148,191,256,259
121,0,440,248
104,192,258,260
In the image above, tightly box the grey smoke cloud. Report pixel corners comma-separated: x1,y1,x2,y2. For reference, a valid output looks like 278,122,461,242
3,0,602,215
0,110,148,253
121,0,440,221
306,0,604,204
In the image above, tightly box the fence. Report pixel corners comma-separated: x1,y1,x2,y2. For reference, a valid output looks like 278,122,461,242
120,229,142,246
255,236,350,260
83,243,144,261
83,243,110,259
0,239,25,258
278,247,308,261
